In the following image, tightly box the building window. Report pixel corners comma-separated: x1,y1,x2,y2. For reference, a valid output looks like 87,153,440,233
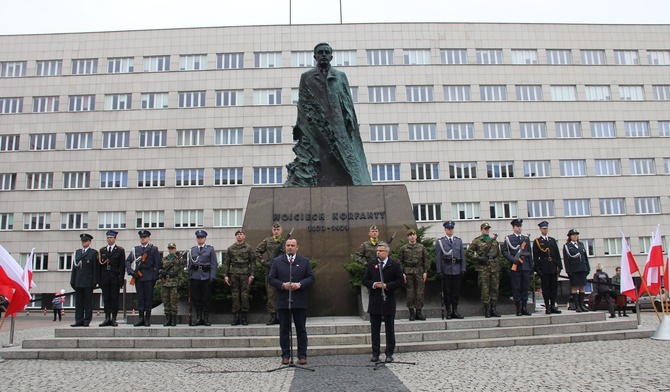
176,129,205,146
29,133,56,150
595,159,621,176
366,49,394,65
68,95,95,111
58,253,73,271
619,85,644,101
590,122,616,138
527,200,555,218
559,160,586,177
214,168,243,185
0,213,14,230
22,253,48,270
440,49,467,65
178,91,206,108
369,124,398,142
520,122,547,139
253,127,282,144
624,121,649,137
0,135,20,151
254,52,282,68
406,85,434,102
141,93,169,109
411,163,439,180
449,162,477,179
370,164,401,182
487,161,514,178
253,89,282,105
100,171,128,188
476,49,503,64
511,49,538,64
635,197,661,214
585,85,611,101
65,132,92,150
550,85,577,101
0,173,16,190
490,201,518,219
452,202,480,220
143,55,170,72
1,61,27,77
179,54,207,70
139,130,167,148
136,211,164,228
216,90,244,106
0,98,23,114
26,172,53,190
443,85,471,102
350,87,358,103
665,158,670,174
516,85,543,101
107,57,134,73
215,128,243,145
446,123,474,140
483,123,511,139
291,88,299,104
648,50,670,65
408,123,436,141
564,199,591,217
23,213,50,230
523,161,551,178
33,96,59,112
603,238,623,256
653,85,670,101
614,50,639,65
582,239,596,257
480,85,507,101
213,209,243,227
414,203,442,222
61,212,88,230
217,53,244,69
102,131,130,149
660,121,670,137
630,158,655,175
291,51,315,67
175,169,204,187
71,59,97,75
600,198,626,215
639,237,668,254
581,50,606,65
546,49,572,65
556,122,582,138
368,86,396,103
62,172,90,189
97,211,126,229
36,60,62,76
332,50,357,66
404,49,431,65
137,170,165,187
253,167,282,185
174,210,203,228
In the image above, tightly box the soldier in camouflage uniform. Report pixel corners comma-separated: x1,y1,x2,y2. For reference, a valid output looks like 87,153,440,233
397,228,430,321
223,229,257,326
466,222,504,318
256,223,285,325
160,243,183,327
356,225,380,266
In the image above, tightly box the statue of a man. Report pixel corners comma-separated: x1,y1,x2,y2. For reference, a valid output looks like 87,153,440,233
285,42,372,187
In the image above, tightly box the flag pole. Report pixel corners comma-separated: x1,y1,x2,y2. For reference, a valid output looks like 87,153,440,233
637,270,662,322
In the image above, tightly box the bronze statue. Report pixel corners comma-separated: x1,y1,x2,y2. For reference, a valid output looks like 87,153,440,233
285,42,372,187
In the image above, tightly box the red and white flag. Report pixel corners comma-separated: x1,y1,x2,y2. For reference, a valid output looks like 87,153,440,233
639,225,663,296
620,234,638,301
22,248,36,290
0,245,32,318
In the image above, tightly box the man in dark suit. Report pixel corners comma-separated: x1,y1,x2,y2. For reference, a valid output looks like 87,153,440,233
363,241,404,363
502,219,533,316
269,238,315,365
98,230,125,326
125,230,161,327
70,233,98,327
532,221,562,314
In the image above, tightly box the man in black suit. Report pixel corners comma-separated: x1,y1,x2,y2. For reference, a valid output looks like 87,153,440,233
70,233,98,327
125,230,161,327
98,230,125,326
532,221,563,314
269,238,315,365
363,241,404,363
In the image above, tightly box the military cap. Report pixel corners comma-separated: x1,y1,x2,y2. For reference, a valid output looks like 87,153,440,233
235,229,246,235
105,230,119,237
167,242,177,249
79,233,93,241
567,229,580,236
195,230,207,238
407,229,417,236
510,219,523,227
369,225,378,231
138,230,151,238
480,222,491,230
538,221,549,228
272,222,282,228
443,220,455,229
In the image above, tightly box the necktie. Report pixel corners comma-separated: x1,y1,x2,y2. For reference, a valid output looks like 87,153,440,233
108,246,112,253
289,255,294,264
448,237,453,245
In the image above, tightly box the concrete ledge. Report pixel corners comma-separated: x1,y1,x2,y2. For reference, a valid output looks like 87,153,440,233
78,339,136,349
446,319,499,330
585,319,637,332
551,312,604,324
479,327,527,339
39,350,99,360
169,328,225,337
534,324,586,336
22,338,79,349
625,329,654,339
135,338,193,349
514,335,572,346
0,350,39,359
421,330,479,342
458,338,515,349
96,350,158,360
499,316,550,327
54,328,115,338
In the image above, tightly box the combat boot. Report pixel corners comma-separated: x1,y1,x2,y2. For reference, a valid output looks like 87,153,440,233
451,305,464,319
483,304,491,318
409,309,416,321
241,312,248,326
171,314,177,326
99,312,111,327
231,312,240,326
490,304,501,318
515,301,523,316
133,311,145,327
521,302,532,316
544,299,552,315
192,311,203,326
145,310,152,327
550,299,562,314
163,314,172,327
203,312,211,326
111,312,119,326
267,312,278,325
415,309,426,321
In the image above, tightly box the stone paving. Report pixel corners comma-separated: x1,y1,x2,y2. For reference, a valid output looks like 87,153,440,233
0,312,668,392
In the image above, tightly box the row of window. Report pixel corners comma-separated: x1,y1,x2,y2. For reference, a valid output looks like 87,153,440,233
1,48,669,79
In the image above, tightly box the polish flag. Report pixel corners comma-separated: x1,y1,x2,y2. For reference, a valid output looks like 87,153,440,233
22,248,36,290
619,234,638,301
639,225,663,296
0,245,32,318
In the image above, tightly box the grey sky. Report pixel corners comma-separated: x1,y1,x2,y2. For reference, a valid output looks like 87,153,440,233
1,0,668,35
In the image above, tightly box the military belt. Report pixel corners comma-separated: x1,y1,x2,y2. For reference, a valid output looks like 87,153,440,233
191,264,211,271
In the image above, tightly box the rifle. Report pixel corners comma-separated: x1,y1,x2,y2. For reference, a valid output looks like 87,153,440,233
129,246,150,285
476,234,499,264
510,233,531,271
387,231,397,246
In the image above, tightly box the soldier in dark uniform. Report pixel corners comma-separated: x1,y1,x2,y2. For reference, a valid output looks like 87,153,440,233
256,223,285,325
532,221,562,314
502,219,533,316
466,223,504,318
160,242,183,327
97,230,125,326
70,233,98,327
125,230,161,327
223,229,257,326
188,230,217,326
356,225,380,266
435,221,467,319
397,228,430,321
562,229,590,312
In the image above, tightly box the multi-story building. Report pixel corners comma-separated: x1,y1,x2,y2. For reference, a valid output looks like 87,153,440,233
1,23,669,309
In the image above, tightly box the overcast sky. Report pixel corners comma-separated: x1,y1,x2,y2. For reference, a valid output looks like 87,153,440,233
1,0,669,35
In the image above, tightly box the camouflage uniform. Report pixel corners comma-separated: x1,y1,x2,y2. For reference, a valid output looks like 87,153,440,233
356,240,378,266
160,252,183,319
466,235,504,307
256,236,285,313
223,242,257,313
397,242,430,312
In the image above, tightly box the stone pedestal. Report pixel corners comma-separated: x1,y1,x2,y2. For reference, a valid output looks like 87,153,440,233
243,185,415,316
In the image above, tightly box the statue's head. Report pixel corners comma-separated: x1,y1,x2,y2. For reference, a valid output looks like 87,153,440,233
313,42,333,67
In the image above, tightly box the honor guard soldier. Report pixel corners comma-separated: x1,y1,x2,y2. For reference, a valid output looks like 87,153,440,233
563,229,590,313
161,243,183,326
397,228,430,321
223,229,257,326
466,223,504,318
188,230,217,326
502,219,533,316
125,230,161,327
356,225,380,266
256,223,285,325
98,230,125,326
70,233,98,327
435,221,467,319
532,221,562,314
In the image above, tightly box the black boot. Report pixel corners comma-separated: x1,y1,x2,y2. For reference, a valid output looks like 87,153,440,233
578,293,590,312
99,312,111,327
544,299,551,315
133,311,145,327
231,312,240,326
608,302,616,318
163,314,172,327
203,312,211,326
445,304,452,320
572,294,582,312
415,309,426,321
550,299,562,314
521,302,532,316
484,304,491,318
241,312,248,326
266,312,278,325
111,312,119,326
171,314,177,326
490,304,501,318
451,305,464,319
145,310,151,327
409,309,416,321
516,301,523,316
193,311,203,326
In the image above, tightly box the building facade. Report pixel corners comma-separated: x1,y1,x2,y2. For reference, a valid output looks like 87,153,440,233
0,22,669,308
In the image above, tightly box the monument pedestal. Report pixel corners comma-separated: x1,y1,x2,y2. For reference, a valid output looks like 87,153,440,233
243,185,415,316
